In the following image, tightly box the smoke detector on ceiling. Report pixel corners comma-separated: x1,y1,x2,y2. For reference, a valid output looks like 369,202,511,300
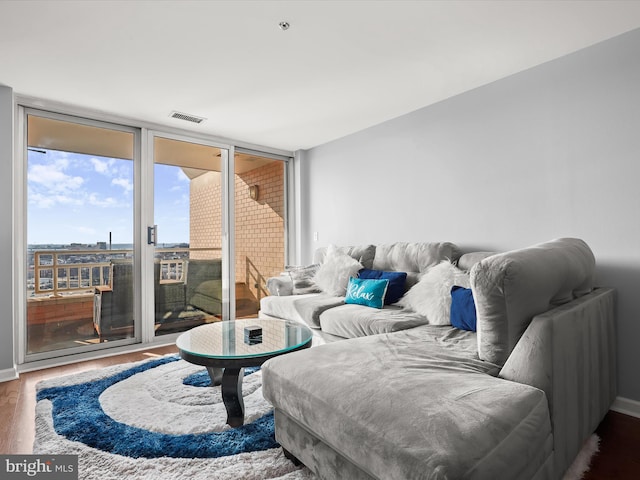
169,111,206,124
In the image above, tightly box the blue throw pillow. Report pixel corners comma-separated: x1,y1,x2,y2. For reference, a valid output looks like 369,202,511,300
345,277,389,309
358,269,407,304
450,286,477,331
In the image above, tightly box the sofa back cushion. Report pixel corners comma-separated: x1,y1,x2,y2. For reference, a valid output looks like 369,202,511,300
471,238,595,365
372,242,463,287
457,252,496,272
313,245,376,269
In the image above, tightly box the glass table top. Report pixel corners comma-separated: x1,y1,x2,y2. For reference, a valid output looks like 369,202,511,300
176,318,313,360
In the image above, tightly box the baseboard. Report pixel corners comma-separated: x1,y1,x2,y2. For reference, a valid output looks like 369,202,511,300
0,367,18,383
611,396,640,419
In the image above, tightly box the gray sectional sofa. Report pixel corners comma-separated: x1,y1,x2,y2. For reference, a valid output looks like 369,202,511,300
260,238,616,480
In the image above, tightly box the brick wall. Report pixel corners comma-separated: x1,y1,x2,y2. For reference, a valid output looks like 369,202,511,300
234,161,285,300
190,171,222,260
189,161,285,300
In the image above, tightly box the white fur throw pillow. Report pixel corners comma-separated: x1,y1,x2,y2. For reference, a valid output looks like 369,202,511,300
397,261,471,325
314,245,363,296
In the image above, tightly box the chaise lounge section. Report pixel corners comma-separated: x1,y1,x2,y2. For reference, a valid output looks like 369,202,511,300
261,238,616,479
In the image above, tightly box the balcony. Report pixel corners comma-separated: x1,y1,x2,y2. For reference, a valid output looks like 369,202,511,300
27,248,266,354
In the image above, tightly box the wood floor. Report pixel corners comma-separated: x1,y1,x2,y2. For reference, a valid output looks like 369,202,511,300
0,345,179,454
1,347,640,479
585,410,640,479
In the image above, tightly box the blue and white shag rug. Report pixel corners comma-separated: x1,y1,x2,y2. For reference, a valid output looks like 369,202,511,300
34,355,313,480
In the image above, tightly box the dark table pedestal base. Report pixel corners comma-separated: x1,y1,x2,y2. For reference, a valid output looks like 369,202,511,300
207,367,245,427
206,366,223,386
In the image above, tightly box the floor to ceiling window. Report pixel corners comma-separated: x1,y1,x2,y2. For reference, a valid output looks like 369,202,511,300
152,135,227,337
25,110,137,359
19,105,290,364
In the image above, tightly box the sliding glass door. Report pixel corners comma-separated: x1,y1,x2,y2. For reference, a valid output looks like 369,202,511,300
150,139,289,333
152,135,228,337
25,110,137,358
20,107,289,363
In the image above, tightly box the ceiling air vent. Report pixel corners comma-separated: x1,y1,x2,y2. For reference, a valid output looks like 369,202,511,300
169,111,206,124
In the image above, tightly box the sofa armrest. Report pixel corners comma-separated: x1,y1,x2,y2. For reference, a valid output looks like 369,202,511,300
471,237,596,365
498,287,616,479
266,274,293,296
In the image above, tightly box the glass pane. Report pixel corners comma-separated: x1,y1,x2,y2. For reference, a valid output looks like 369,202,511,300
26,114,135,355
153,137,223,336
234,154,285,318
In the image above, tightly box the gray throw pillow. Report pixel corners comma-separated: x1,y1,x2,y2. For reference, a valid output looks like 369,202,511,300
286,264,321,294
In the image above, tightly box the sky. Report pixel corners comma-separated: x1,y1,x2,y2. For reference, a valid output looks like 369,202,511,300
27,149,190,245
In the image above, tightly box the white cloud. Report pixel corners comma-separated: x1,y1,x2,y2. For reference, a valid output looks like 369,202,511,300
28,161,84,192
28,192,56,208
87,193,118,207
173,194,189,206
112,177,133,193
53,194,82,206
28,192,83,208
91,157,115,175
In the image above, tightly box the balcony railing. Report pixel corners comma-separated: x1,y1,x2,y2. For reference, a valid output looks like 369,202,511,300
30,247,273,306
30,248,223,297
32,249,130,296
245,256,269,302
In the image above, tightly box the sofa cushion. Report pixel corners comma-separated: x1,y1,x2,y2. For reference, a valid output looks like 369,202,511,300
194,279,222,299
471,237,596,365
357,268,407,304
372,242,463,287
187,279,223,315
319,304,430,338
263,329,551,480
344,277,388,309
259,293,344,329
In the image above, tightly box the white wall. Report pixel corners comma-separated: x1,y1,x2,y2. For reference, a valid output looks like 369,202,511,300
0,85,16,380
303,28,640,402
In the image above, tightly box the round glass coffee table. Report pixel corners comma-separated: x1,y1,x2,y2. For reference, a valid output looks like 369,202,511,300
176,318,313,427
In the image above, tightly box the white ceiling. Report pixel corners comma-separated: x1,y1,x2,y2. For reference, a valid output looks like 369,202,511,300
2,1,640,152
